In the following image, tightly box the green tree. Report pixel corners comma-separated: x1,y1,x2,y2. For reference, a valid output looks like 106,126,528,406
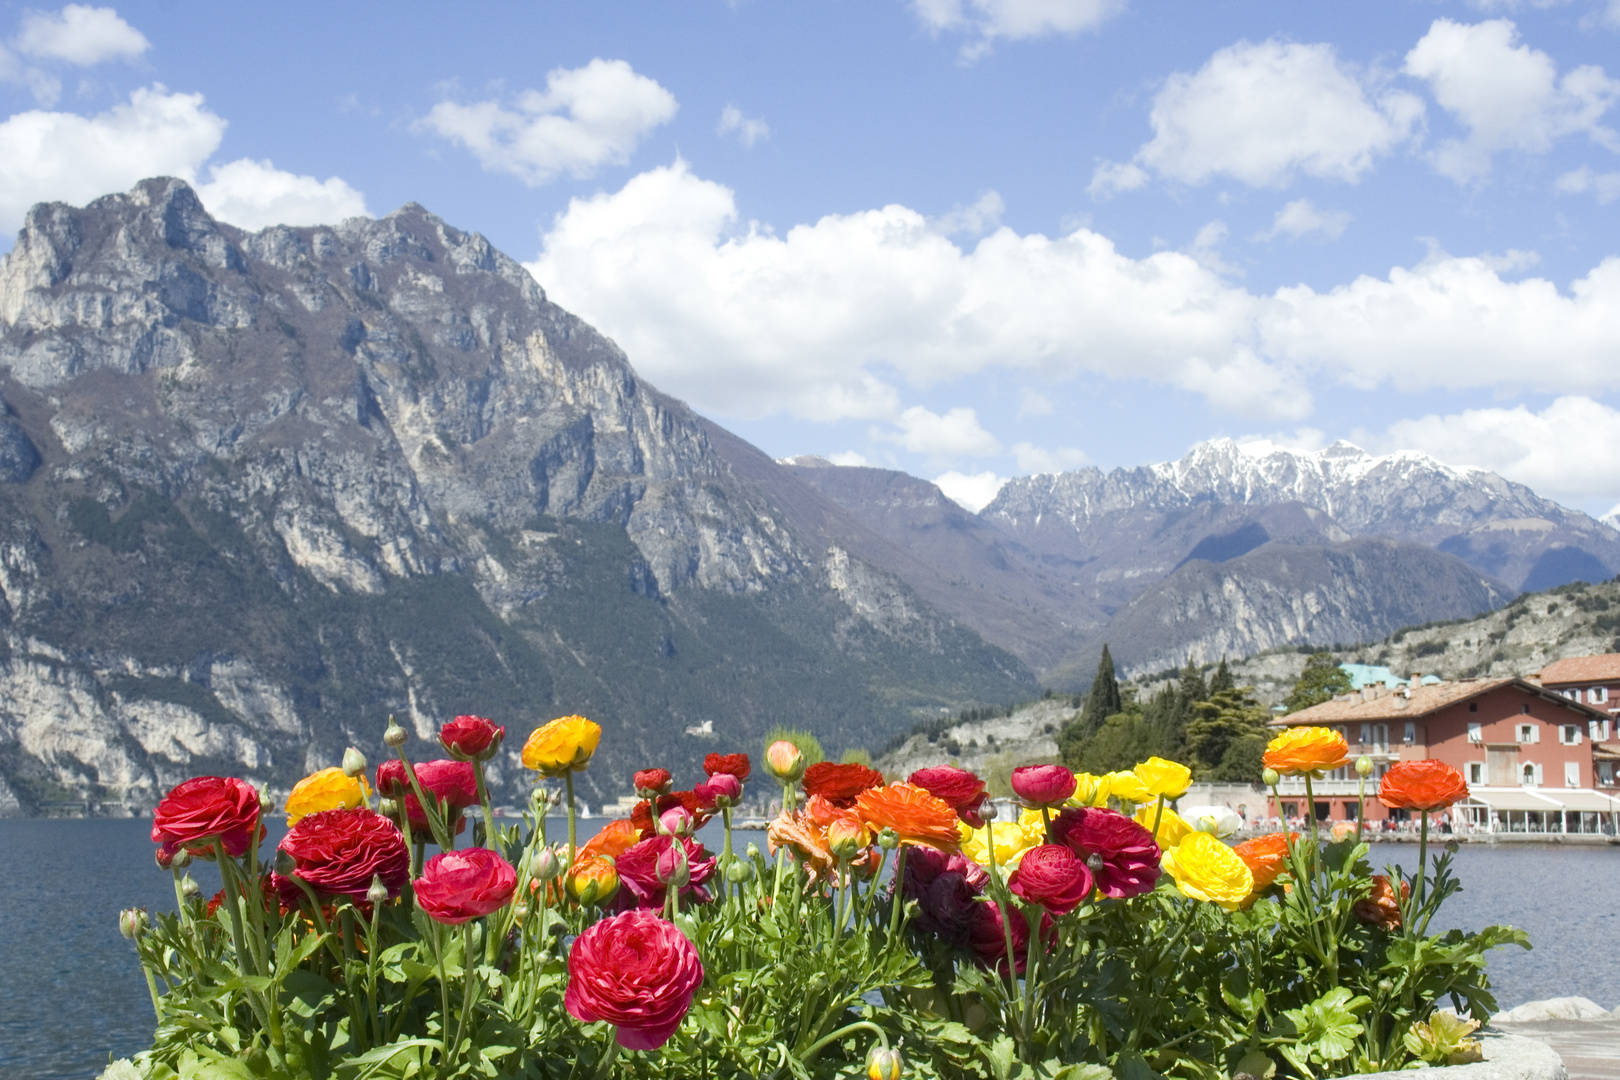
1177,659,1207,710
1285,651,1354,714
1184,687,1272,780
1068,710,1159,774
1077,644,1123,737
1208,657,1235,696
839,746,874,767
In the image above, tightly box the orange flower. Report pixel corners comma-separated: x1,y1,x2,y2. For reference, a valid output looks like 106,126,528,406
854,782,961,852
767,808,836,882
578,818,643,863
1354,874,1408,931
567,854,621,906
1232,832,1297,895
1379,759,1469,812
1263,726,1350,776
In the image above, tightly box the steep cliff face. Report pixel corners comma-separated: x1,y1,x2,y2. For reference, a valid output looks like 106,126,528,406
0,179,1033,816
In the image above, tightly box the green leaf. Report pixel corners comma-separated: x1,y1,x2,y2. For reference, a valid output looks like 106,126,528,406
985,1034,1017,1080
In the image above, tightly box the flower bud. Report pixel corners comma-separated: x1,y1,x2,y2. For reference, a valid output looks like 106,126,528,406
656,843,691,888
658,805,695,839
529,787,551,816
764,739,805,784
975,797,999,823
866,1044,903,1080
378,797,400,819
827,817,867,861
725,857,754,884
745,842,761,860
533,846,563,882
367,874,390,906
634,768,674,799
119,908,149,940
567,856,620,907
1355,755,1374,778
384,716,409,748
274,848,298,877
259,788,275,812
512,901,530,921
343,747,368,779
876,827,900,850
169,846,192,870
1445,839,1460,854
1262,767,1281,788
181,874,201,900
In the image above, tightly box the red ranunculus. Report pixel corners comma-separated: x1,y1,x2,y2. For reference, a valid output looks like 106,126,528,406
909,766,988,822
703,753,752,781
634,768,673,797
903,846,988,945
694,772,742,808
1051,806,1162,899
374,759,409,797
1010,764,1076,807
966,900,1053,975
152,776,263,859
1379,759,1469,813
613,835,718,910
377,759,479,832
1008,843,1095,916
631,791,712,838
565,909,705,1050
413,848,517,924
439,715,504,761
801,762,884,808
275,807,410,904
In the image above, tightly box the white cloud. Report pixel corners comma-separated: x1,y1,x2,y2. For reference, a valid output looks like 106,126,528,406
419,59,676,186
934,470,1006,512
716,105,769,147
1087,160,1148,199
879,405,1002,459
1011,441,1086,473
1186,220,1239,276
0,86,225,231
15,5,148,65
932,190,1004,237
1556,165,1620,203
911,0,1126,52
828,451,871,467
1257,198,1352,241
1373,396,1620,506
194,158,369,230
1123,38,1423,189
1404,18,1620,182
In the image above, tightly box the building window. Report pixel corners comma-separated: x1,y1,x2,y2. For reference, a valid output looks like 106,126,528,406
1592,720,1610,742
1468,762,1485,785
1521,704,1531,714
1517,723,1538,744
1467,722,1482,743
1404,721,1415,744
1359,723,1371,745
1469,702,1479,713
1565,688,1582,702
1561,724,1582,745
1593,687,1609,704
1602,762,1615,786
1566,762,1581,787
1522,762,1542,786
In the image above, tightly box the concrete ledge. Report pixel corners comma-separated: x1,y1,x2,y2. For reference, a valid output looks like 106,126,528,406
1341,1031,1566,1080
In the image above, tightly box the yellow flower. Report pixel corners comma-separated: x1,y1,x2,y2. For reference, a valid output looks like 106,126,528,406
522,715,602,776
1104,770,1152,805
1134,757,1192,799
1164,832,1254,911
285,767,371,825
1069,772,1110,807
960,810,1044,871
1135,804,1193,851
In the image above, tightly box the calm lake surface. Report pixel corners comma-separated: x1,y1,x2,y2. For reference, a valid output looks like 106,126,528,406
3,820,1616,1080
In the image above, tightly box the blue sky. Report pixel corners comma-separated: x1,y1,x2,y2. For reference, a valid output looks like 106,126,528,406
2,2,1619,515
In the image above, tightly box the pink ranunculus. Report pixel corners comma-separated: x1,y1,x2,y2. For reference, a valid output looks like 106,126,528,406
276,807,410,905
413,848,517,924
1008,843,1094,916
694,772,742,808
613,835,717,911
565,909,705,1049
376,759,479,832
151,776,263,859
1010,764,1076,808
908,766,988,823
1051,806,1161,899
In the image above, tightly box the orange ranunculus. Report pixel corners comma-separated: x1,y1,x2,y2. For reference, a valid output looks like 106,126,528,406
767,808,836,883
1232,832,1297,895
854,782,962,852
1263,726,1351,776
521,715,601,776
1379,759,1469,812
1354,874,1409,931
567,854,621,906
578,818,643,863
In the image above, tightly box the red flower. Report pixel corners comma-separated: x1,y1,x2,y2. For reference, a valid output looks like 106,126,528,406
631,791,712,838
151,776,263,859
1010,764,1076,807
275,807,410,904
908,766,988,822
439,715,504,761
376,759,479,831
1008,843,1095,916
565,909,705,1050
634,768,673,797
703,753,752,781
967,900,1053,975
613,835,718,910
1051,807,1161,899
1379,759,1470,813
902,847,988,944
801,762,884,808
413,848,517,924
694,772,742,808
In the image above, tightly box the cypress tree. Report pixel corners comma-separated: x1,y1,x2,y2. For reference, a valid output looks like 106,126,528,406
1209,657,1235,696
1177,659,1207,708
1078,644,1123,736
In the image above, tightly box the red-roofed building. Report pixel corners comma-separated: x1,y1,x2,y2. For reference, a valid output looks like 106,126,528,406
1268,674,1619,835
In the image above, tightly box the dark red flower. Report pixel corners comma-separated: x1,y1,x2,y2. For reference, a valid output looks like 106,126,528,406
634,768,673,797
908,766,987,822
703,753,752,781
801,762,884,808
1008,843,1095,916
565,909,705,1050
1051,807,1161,899
966,900,1053,975
902,846,988,944
275,807,410,904
439,715,504,761
1010,764,1076,807
1379,759,1469,813
413,848,517,924
152,776,263,859
612,835,718,910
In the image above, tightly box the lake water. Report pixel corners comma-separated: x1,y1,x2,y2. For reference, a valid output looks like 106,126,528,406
3,821,1616,1080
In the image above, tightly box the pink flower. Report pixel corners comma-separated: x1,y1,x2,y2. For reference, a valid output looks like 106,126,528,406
413,848,516,924
565,909,705,1049
613,835,717,910
151,776,262,859
1051,807,1161,899
439,715,504,761
1010,764,1076,808
694,772,742,808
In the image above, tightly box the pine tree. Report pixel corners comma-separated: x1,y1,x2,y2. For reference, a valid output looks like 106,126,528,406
1177,659,1207,708
1208,657,1235,696
1285,652,1354,714
1078,644,1123,737
1183,686,1272,780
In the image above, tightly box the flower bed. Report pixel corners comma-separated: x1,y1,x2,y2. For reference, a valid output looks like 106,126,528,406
110,716,1527,1079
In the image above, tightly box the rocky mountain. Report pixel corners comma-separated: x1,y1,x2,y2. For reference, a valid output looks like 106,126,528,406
0,178,1033,817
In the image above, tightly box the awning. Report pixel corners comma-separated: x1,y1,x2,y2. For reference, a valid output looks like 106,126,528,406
1461,787,1620,812
1547,791,1620,812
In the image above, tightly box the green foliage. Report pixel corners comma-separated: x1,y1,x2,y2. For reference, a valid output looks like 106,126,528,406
765,726,826,768
1284,653,1355,715
1184,688,1272,781
1066,711,1159,774
1077,646,1122,738
1208,658,1234,696
839,746,874,767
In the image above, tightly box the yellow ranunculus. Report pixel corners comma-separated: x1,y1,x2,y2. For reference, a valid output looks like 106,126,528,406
960,809,1044,871
1135,804,1193,851
1104,770,1152,805
1263,726,1350,776
1069,772,1110,807
1134,757,1192,799
522,715,602,776
285,767,372,825
1164,831,1255,911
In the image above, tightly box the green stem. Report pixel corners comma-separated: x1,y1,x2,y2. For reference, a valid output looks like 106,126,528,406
982,822,1023,1041
432,922,452,1066
473,759,495,850
454,922,478,1067
721,806,734,903
395,746,453,851
1416,812,1429,908
798,1019,888,1064
1150,794,1166,844
565,771,578,872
